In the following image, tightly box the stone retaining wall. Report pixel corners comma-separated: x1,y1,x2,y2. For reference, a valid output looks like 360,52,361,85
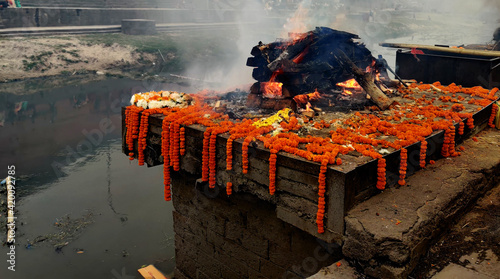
171,172,341,279
0,7,239,28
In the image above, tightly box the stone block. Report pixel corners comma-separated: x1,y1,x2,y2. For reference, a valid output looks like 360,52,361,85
197,212,226,236
197,250,222,278
260,258,287,279
173,210,207,241
248,268,269,279
213,237,260,271
122,19,156,35
174,268,190,279
225,221,269,258
175,234,199,279
277,206,341,243
247,212,292,249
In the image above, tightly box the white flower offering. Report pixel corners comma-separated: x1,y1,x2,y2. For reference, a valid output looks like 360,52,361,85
130,91,194,109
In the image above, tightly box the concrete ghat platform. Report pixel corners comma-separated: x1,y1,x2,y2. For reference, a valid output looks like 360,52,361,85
311,129,500,279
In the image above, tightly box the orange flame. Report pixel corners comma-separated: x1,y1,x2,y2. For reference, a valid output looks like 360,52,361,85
293,89,321,106
336,78,361,89
262,70,284,98
262,82,283,98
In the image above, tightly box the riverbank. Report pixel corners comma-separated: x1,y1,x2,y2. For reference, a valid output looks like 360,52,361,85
0,36,157,83
0,30,245,89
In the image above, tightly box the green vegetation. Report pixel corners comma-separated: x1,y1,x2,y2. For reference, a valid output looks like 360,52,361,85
58,54,80,64
23,51,53,71
61,49,80,57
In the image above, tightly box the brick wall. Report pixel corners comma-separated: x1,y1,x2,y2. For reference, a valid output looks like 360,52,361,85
171,172,341,279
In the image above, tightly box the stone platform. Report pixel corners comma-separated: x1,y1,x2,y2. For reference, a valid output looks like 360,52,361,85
310,128,500,279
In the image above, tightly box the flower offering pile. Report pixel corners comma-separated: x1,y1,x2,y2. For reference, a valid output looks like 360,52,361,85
124,83,499,234
130,90,194,109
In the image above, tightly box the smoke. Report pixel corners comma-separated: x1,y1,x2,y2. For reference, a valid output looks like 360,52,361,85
182,0,275,91
182,0,500,92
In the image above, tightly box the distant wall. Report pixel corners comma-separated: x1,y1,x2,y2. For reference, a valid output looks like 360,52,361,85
0,7,239,28
20,0,178,8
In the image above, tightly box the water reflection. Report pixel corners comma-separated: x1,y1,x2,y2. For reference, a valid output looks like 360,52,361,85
0,77,190,278
0,78,191,194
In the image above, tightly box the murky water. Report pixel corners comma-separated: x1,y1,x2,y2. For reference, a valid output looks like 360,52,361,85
0,78,192,278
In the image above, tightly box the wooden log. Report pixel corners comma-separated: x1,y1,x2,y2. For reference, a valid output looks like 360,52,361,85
246,56,268,67
379,42,500,58
335,51,393,110
267,33,315,72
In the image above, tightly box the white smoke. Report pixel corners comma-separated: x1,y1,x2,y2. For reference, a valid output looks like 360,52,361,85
182,0,500,91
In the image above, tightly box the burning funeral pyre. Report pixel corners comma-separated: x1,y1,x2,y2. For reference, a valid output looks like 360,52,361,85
246,27,394,112
123,27,500,235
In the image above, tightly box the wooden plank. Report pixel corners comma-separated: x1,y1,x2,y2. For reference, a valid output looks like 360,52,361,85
138,264,168,279
380,42,500,57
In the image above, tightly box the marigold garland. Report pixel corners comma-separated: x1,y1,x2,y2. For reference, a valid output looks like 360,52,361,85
208,124,233,188
268,149,278,195
202,128,212,182
488,87,499,99
420,140,427,168
125,106,144,160
376,158,387,190
180,127,186,156
172,123,181,171
126,83,497,234
398,148,407,186
137,109,154,166
162,118,172,201
226,182,233,195
458,121,465,135
242,136,252,174
488,103,498,128
316,158,328,234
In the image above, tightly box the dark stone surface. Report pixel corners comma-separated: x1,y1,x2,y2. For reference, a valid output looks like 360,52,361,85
342,129,500,279
172,173,340,278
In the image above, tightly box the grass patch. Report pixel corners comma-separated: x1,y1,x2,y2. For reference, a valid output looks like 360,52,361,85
23,51,53,71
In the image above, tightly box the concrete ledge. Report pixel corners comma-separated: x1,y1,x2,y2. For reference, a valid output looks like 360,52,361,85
0,7,242,29
122,19,156,35
342,129,500,279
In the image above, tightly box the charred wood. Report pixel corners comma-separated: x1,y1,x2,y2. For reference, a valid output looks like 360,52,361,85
335,51,393,110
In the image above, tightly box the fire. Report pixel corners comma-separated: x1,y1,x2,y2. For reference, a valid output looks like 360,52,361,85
292,46,309,64
262,82,283,99
262,70,284,98
336,78,362,89
293,89,322,106
305,102,313,112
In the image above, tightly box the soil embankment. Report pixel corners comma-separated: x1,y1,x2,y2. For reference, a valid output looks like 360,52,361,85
0,36,157,83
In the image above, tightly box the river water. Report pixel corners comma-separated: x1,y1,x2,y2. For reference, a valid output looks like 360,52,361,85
0,78,193,279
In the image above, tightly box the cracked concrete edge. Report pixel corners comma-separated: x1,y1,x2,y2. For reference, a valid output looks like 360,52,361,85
342,130,500,279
